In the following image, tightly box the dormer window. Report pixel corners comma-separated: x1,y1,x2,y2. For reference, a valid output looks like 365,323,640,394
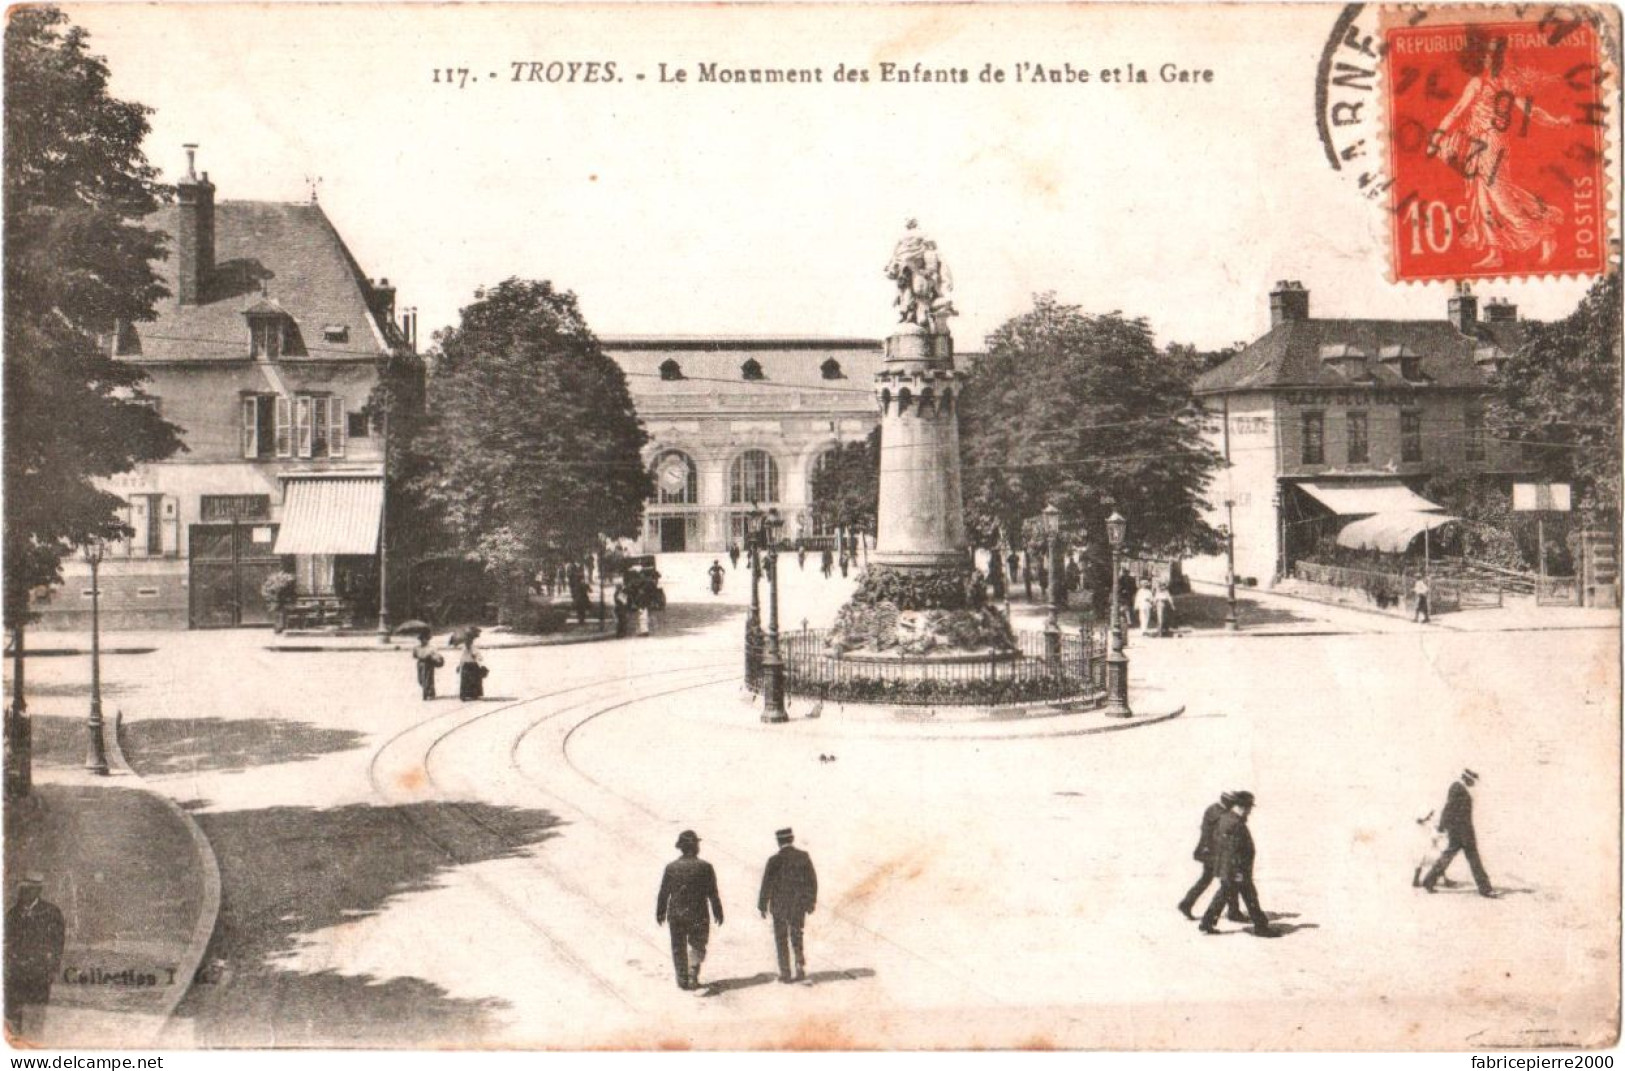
1377,344,1424,382
251,318,284,359
741,358,765,381
322,324,349,344
245,298,299,359
659,358,684,381
820,357,844,380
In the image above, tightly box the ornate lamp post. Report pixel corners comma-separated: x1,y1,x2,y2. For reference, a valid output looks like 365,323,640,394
1223,498,1240,631
761,507,789,723
1104,510,1132,718
1042,504,1062,669
81,539,110,775
745,506,764,684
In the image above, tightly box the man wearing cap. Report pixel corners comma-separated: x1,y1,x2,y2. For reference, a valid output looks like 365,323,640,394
1178,792,1248,923
656,830,725,990
1420,769,1495,897
5,873,64,1038
1199,791,1278,937
758,828,818,983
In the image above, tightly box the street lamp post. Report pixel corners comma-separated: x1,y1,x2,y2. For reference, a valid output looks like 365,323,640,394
81,540,110,775
745,508,764,685
761,507,789,723
1104,510,1132,718
1223,498,1240,631
1042,504,1062,670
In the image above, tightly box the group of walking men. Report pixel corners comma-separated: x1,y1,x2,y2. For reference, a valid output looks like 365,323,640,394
656,827,818,991
1177,770,1494,940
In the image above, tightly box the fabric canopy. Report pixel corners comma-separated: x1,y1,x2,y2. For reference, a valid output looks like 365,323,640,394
273,476,383,555
1335,511,1460,554
1296,479,1444,516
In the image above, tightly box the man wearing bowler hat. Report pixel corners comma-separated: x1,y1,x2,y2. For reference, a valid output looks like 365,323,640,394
656,830,725,990
1199,791,1278,937
5,873,64,1038
758,828,818,983
1178,792,1248,923
1420,768,1495,898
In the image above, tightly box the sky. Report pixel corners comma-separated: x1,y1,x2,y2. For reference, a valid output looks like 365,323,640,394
63,2,1605,351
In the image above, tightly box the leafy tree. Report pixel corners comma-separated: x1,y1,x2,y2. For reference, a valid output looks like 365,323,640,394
414,278,649,622
3,8,183,698
960,293,1222,604
1488,272,1621,518
808,426,880,535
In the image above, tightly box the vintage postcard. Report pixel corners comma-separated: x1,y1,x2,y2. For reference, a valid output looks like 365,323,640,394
3,0,1621,1055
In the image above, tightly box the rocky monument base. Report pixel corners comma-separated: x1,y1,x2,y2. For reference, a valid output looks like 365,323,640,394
826,564,1015,658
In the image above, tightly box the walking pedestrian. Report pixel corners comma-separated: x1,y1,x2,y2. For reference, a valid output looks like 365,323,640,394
1134,581,1155,637
729,542,741,569
1155,581,1177,637
1419,769,1495,897
758,828,818,983
1413,576,1431,623
1117,569,1139,634
797,544,808,571
838,552,850,579
820,548,834,579
1006,550,1020,586
612,582,630,638
412,629,443,700
1178,792,1248,922
708,559,726,596
1198,791,1278,937
457,630,487,700
5,874,64,1040
656,830,725,990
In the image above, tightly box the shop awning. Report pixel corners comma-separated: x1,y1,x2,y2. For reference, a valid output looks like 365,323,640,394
1295,479,1444,516
1335,511,1460,554
273,475,384,555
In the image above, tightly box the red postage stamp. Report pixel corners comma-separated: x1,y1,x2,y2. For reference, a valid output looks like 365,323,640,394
1384,10,1613,281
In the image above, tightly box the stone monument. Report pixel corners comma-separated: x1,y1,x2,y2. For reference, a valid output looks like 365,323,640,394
827,221,1015,657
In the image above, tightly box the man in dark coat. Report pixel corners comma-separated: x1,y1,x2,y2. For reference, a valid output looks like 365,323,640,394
1199,791,1278,937
5,874,64,1038
1420,769,1495,897
656,830,724,990
758,828,818,982
1178,792,1248,922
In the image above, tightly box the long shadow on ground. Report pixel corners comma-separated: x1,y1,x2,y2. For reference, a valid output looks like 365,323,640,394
122,717,367,776
1174,592,1325,631
644,600,742,638
16,714,101,768
180,800,565,1047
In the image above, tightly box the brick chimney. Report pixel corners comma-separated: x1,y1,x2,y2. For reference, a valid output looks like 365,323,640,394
1483,297,1519,323
1269,280,1310,327
175,145,215,305
367,277,397,326
1448,282,1478,332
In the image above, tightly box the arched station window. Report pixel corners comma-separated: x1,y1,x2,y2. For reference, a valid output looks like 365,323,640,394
730,449,780,504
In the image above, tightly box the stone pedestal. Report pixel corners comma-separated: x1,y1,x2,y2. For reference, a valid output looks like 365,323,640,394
827,322,1015,658
873,324,967,569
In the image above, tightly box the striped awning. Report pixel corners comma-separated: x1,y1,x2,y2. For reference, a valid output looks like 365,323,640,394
273,476,383,556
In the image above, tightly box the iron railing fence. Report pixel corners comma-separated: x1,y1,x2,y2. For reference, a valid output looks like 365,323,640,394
748,626,1109,707
1292,562,1507,612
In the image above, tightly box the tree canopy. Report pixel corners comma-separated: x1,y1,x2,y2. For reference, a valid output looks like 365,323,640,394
413,278,649,615
3,6,184,628
808,426,880,535
960,293,1222,577
1488,272,1621,517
